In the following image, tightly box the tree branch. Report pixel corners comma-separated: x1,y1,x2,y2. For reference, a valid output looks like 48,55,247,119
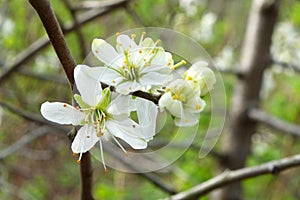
166,154,300,200
104,144,177,194
0,126,52,160
29,0,76,87
0,1,126,85
247,107,300,137
272,59,300,73
0,100,68,132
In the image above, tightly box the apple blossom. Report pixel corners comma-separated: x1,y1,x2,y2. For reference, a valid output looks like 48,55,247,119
91,33,174,94
184,61,216,96
158,79,206,127
40,65,158,171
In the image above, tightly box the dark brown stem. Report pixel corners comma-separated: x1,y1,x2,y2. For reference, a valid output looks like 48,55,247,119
80,152,94,200
28,1,94,199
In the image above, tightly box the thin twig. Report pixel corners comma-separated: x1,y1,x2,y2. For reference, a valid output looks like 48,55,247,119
0,100,68,132
18,68,68,84
166,154,300,200
104,144,177,194
29,0,76,87
272,59,300,73
62,0,88,59
247,107,300,137
0,2,126,85
0,126,51,160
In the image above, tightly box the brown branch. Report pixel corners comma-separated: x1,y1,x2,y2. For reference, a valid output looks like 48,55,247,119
0,1,126,85
166,154,300,200
28,1,93,199
247,107,300,137
29,0,76,87
272,59,300,73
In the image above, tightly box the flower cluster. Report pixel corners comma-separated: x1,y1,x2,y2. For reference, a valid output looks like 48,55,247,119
40,33,216,171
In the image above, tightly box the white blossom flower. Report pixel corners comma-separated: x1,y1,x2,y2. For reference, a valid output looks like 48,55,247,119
91,33,174,94
184,61,216,96
41,65,158,171
158,79,205,127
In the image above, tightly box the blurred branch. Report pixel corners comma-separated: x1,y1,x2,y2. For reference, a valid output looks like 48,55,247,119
29,0,76,87
104,144,177,194
272,59,300,73
166,154,300,200
18,68,68,84
125,3,148,26
0,1,126,85
0,101,69,132
247,107,300,137
148,141,226,162
62,0,88,59
217,68,245,78
0,126,51,160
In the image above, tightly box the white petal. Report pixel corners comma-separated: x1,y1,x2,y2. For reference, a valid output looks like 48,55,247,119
186,97,206,113
174,112,199,127
71,125,99,153
40,101,85,125
116,34,138,53
140,72,172,86
158,92,182,118
74,65,102,106
136,97,158,136
115,81,141,95
92,38,120,67
107,95,135,116
100,69,124,86
105,119,148,149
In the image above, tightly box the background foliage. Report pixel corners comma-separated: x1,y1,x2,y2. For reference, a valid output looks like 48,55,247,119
0,0,300,199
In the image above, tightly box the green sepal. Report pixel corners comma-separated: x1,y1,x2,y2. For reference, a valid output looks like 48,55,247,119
74,94,90,109
96,87,111,110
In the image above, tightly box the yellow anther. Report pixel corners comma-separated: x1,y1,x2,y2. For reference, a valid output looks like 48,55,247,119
196,104,201,110
104,169,109,173
151,50,155,54
112,80,116,83
95,50,99,53
97,131,103,137
115,32,120,36
142,31,146,35
131,34,136,38
187,76,193,80
76,160,81,164
156,39,161,44
63,104,67,107
125,152,129,157
72,153,78,157
118,43,123,46
139,50,143,54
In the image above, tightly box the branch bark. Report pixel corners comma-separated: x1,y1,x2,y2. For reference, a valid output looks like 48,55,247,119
247,107,300,137
166,154,300,200
28,1,93,199
220,0,280,199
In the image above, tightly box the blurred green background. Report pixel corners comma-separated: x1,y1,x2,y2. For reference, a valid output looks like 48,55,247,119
1,0,300,199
